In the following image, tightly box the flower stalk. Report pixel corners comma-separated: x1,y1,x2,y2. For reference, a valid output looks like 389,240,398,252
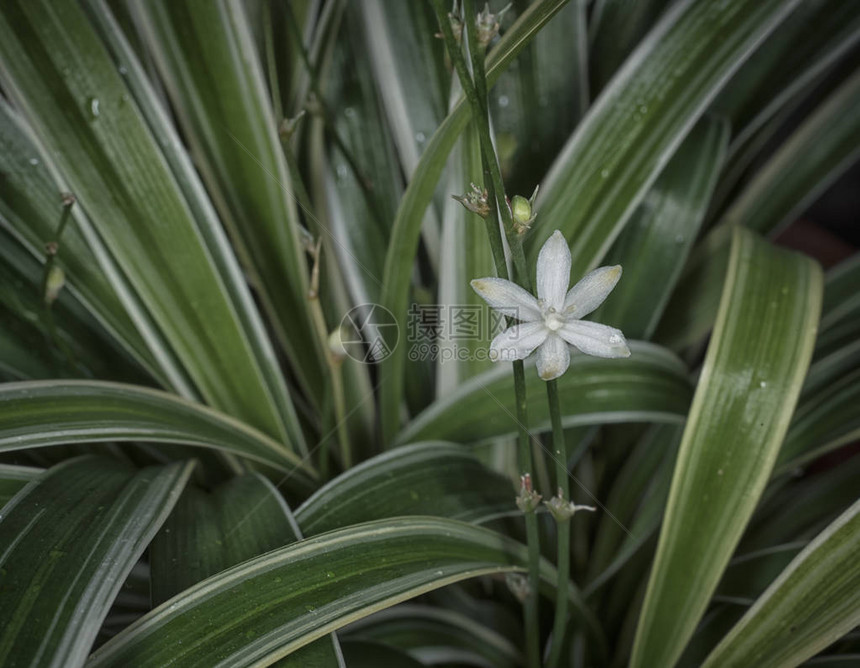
432,2,541,665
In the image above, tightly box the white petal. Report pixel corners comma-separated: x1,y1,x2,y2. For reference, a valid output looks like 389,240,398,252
536,230,571,311
471,277,541,321
490,321,548,362
536,333,570,381
563,265,622,319
558,320,631,358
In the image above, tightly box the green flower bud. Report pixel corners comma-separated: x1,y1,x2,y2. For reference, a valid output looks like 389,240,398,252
45,266,65,305
511,195,532,226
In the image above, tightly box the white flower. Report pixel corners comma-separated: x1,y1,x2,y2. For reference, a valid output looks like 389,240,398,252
471,230,630,381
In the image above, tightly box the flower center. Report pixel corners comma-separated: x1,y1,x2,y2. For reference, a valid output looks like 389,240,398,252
544,308,564,332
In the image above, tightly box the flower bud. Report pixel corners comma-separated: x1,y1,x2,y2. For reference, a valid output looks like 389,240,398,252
45,266,65,305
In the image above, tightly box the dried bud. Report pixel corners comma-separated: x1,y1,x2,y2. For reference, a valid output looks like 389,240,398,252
475,2,511,48
515,473,542,513
435,1,463,43
279,110,307,141
60,192,76,207
545,488,596,522
45,266,65,305
505,573,530,603
452,182,491,219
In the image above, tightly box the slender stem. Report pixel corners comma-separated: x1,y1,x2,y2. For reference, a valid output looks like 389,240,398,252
546,378,570,668
433,3,540,666
282,0,376,205
307,240,351,473
41,196,78,369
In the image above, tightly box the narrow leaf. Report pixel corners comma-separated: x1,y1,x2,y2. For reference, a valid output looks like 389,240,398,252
631,228,822,668
397,342,692,445
0,456,193,668
0,381,315,487
703,498,860,668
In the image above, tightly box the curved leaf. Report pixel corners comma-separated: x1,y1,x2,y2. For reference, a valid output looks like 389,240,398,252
631,228,822,668
0,463,40,507
527,0,800,271
397,342,692,445
0,0,298,445
0,381,315,486
150,473,343,666
658,69,860,350
296,442,514,536
592,117,729,338
88,518,533,667
126,0,326,407
0,456,193,668
703,498,860,668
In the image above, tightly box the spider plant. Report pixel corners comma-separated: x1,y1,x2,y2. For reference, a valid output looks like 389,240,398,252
0,0,859,666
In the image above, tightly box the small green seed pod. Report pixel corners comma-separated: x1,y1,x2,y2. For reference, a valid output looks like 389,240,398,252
511,195,532,226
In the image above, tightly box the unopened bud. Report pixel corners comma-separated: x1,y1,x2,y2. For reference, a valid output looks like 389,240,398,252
45,266,65,304
279,110,306,140
509,184,539,234
328,327,347,364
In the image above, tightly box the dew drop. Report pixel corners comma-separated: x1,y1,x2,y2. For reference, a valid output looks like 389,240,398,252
118,65,128,75
326,571,335,578
498,94,509,108
29,157,40,166
674,234,685,244
717,469,724,476
336,164,348,179
600,169,610,179
415,131,426,143
759,381,767,388
639,104,648,115
88,97,100,119
344,106,356,118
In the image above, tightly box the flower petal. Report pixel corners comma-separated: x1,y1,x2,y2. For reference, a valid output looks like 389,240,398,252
558,320,631,358
563,265,622,319
471,277,541,321
490,321,548,362
536,333,570,381
536,230,571,311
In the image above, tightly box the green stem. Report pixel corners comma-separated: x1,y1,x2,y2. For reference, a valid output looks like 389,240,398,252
546,378,570,668
281,0,376,206
41,196,78,369
433,3,541,666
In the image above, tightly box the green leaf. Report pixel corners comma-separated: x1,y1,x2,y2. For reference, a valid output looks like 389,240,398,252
702,498,860,667
378,0,572,443
0,0,300,446
126,0,326,406
397,342,692,445
658,69,860,351
527,0,800,272
150,472,344,666
88,518,534,667
0,463,40,507
0,100,165,383
592,118,729,339
631,228,822,668
347,604,522,668
295,442,514,536
711,0,860,149
776,366,860,474
0,456,193,668
588,0,671,92
0,381,315,488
